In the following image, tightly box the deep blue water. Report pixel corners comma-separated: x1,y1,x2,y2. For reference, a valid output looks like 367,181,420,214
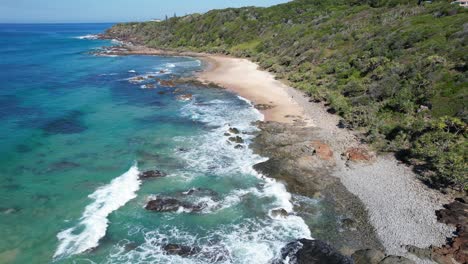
0,23,311,264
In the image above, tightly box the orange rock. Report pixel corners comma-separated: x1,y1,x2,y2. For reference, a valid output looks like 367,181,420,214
311,141,334,161
344,147,374,162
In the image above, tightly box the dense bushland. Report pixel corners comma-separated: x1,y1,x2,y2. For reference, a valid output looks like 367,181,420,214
105,0,467,190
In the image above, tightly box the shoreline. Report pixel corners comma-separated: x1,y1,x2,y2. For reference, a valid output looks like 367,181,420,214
198,54,454,261
96,43,456,262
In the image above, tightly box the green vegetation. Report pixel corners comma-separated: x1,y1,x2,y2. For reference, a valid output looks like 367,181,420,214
106,0,467,190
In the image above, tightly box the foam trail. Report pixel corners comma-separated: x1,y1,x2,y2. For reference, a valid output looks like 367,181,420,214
74,34,99,40
54,165,141,259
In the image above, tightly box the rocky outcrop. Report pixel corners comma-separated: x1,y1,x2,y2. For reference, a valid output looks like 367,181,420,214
139,170,167,179
251,121,383,254
275,239,353,264
163,244,201,257
254,104,275,110
228,136,244,144
310,141,334,161
159,79,176,87
228,127,240,134
432,198,468,264
343,147,374,163
145,197,205,212
271,208,289,218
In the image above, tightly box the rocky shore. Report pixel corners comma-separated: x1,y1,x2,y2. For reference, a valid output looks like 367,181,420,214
95,37,466,263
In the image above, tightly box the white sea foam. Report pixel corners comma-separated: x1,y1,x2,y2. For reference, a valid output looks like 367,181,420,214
105,94,311,263
74,34,99,40
54,165,141,259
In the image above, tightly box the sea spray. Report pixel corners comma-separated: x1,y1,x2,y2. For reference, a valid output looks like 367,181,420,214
54,164,141,259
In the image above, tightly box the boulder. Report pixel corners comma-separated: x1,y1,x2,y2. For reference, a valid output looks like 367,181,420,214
228,136,244,144
145,198,181,212
255,104,275,110
271,208,288,218
310,141,334,161
234,144,244,149
163,244,201,257
139,170,166,179
352,249,385,264
343,147,374,162
145,197,206,213
275,239,353,264
228,127,240,134
379,256,415,264
159,79,175,87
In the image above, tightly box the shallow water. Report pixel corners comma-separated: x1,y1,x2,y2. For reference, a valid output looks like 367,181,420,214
0,24,314,263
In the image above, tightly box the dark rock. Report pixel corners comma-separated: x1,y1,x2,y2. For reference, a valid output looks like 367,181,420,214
228,136,244,144
145,83,155,89
145,198,181,212
145,197,206,213
159,79,175,87
275,239,353,264
342,218,357,231
255,104,275,110
234,144,244,149
352,249,385,264
379,255,415,264
158,91,166,95
271,208,288,218
224,133,231,136
228,127,240,134
139,170,167,179
163,244,201,257
433,199,468,264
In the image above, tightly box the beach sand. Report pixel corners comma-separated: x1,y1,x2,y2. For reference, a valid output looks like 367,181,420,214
198,56,308,124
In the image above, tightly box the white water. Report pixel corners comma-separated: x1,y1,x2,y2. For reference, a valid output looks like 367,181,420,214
106,95,311,263
54,165,141,259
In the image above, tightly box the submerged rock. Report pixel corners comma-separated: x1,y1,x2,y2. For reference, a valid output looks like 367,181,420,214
275,239,353,264
163,244,201,257
234,144,244,149
139,170,166,179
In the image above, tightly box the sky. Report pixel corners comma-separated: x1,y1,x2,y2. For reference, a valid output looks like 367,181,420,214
0,0,290,23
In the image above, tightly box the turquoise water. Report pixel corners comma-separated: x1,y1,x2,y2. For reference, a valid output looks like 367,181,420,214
0,24,311,263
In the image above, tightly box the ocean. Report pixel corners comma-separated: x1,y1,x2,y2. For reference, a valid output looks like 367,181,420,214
0,24,311,263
